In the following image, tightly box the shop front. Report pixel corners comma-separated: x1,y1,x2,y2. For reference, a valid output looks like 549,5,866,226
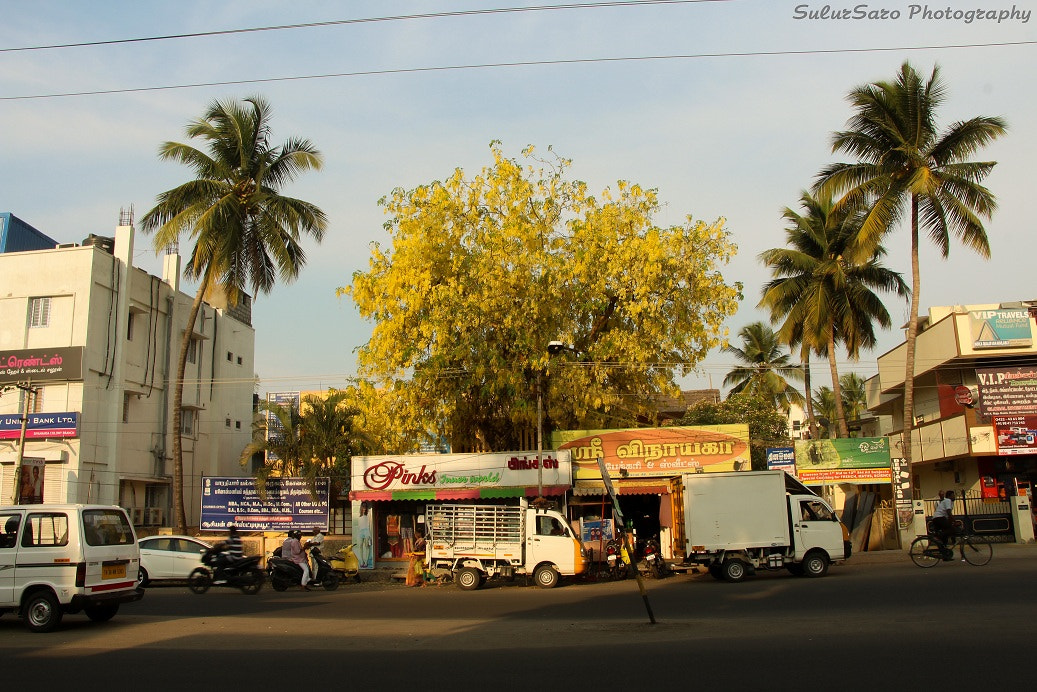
348,451,572,569
554,425,750,561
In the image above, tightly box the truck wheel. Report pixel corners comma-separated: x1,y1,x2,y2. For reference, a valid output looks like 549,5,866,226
721,559,748,583
84,604,119,622
785,563,805,576
801,551,829,578
456,567,482,591
24,591,63,633
533,565,560,589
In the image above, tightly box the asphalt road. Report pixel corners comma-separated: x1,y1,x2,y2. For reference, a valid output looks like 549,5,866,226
3,550,1035,689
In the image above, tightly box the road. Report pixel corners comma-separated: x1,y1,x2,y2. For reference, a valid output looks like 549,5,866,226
3,551,1034,688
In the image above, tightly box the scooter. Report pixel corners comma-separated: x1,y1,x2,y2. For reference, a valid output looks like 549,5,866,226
639,537,669,579
329,544,361,583
268,546,341,591
188,547,265,595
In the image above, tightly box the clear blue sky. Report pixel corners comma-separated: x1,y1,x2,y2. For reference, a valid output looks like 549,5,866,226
2,1,1033,396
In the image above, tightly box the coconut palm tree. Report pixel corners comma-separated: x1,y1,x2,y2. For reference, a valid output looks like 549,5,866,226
239,401,307,498
722,322,805,412
816,62,1006,463
839,372,868,423
141,96,327,532
300,390,372,495
759,191,907,438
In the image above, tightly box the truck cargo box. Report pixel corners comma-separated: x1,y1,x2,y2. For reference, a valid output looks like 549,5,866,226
682,471,791,551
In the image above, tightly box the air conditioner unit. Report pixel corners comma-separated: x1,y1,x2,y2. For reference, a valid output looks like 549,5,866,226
131,508,145,526
145,508,165,526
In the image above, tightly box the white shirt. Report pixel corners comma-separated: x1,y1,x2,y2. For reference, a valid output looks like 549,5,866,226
933,497,953,519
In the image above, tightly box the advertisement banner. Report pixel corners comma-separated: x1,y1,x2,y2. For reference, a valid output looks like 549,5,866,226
890,457,913,528
766,446,796,471
969,309,1032,349
554,425,751,480
992,415,1037,456
0,347,84,384
0,412,79,440
976,366,1037,417
17,458,45,504
199,476,329,531
795,437,891,485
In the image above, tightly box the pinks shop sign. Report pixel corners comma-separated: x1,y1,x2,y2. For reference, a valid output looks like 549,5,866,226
353,451,571,491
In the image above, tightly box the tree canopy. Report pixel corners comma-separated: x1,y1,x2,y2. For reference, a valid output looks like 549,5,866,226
342,143,742,451
678,392,790,470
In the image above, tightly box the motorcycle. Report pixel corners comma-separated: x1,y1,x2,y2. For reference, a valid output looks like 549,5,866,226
268,545,341,591
603,538,628,581
329,544,361,583
188,547,265,595
639,537,669,579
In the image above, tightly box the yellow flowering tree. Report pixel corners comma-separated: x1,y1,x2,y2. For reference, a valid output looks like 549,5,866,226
341,143,741,451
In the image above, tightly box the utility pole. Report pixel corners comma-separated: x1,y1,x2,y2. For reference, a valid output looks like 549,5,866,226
10,380,37,504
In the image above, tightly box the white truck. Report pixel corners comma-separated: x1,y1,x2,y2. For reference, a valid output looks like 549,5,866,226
425,501,588,590
681,470,851,582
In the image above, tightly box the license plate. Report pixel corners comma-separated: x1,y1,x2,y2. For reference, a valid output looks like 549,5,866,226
645,553,656,561
607,555,617,563
102,564,126,580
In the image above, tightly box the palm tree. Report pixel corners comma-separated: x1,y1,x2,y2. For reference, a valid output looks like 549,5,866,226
239,401,308,498
300,390,371,495
722,322,805,411
759,191,907,438
141,96,327,532
816,62,1006,463
839,372,868,423
811,386,836,439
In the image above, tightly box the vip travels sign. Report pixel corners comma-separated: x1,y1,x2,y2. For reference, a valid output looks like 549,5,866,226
969,309,1032,349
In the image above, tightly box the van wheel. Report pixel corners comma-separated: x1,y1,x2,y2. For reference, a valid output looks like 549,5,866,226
85,604,119,622
188,568,212,594
802,551,829,578
721,559,748,583
24,591,63,633
456,567,482,591
533,565,560,589
137,566,150,588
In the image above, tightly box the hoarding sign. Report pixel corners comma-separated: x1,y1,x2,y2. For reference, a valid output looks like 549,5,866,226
976,366,1037,417
969,309,1032,349
890,457,913,528
199,476,329,531
992,415,1037,456
766,446,796,471
0,347,84,384
0,412,79,440
795,437,891,485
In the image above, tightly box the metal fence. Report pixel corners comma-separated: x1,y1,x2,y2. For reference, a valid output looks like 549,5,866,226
923,494,1015,543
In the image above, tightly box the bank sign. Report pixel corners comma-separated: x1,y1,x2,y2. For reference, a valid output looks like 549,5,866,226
0,411,79,439
199,476,329,531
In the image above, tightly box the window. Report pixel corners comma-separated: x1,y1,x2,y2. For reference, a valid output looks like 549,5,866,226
235,421,242,429
800,500,836,522
82,509,133,546
236,356,243,365
186,339,198,364
123,393,132,423
22,513,70,548
181,409,196,436
0,513,21,550
126,311,135,341
29,297,51,328
225,418,232,428
227,351,233,362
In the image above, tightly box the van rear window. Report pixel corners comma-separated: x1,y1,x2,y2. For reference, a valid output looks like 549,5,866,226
83,509,134,546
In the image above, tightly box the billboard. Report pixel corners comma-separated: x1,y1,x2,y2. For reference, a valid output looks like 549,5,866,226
976,366,1037,417
795,437,892,485
0,412,79,440
969,309,1032,349
0,347,84,384
199,476,329,532
992,415,1037,456
766,446,796,471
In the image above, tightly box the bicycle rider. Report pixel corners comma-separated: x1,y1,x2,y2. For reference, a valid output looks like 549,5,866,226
931,490,956,559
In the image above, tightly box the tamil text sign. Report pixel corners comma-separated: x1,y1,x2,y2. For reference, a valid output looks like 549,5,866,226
977,366,1037,417
199,476,329,531
0,347,84,384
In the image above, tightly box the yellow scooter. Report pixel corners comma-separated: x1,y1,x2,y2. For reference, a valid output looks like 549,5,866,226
329,544,361,583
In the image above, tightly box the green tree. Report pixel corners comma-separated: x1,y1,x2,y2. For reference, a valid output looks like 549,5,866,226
141,96,327,532
299,390,371,495
759,191,906,437
817,62,1006,464
722,322,804,412
342,143,741,451
239,401,307,497
811,386,836,439
678,391,790,470
839,372,868,423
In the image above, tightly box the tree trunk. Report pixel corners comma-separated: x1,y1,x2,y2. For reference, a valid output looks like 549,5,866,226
901,196,922,487
802,348,818,440
171,266,214,534
827,325,849,438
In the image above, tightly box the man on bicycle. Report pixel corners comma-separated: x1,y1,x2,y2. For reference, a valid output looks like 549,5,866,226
931,490,955,559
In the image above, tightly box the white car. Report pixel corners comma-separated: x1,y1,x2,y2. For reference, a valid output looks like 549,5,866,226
137,535,212,587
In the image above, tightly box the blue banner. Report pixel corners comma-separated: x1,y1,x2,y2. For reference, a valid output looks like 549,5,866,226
199,476,330,532
0,411,78,440
766,446,796,470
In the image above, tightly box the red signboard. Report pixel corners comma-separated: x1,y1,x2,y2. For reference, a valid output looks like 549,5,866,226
992,415,1037,456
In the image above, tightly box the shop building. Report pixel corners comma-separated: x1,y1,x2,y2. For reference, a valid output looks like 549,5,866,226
553,425,750,561
866,301,1037,542
0,214,255,527
348,450,572,569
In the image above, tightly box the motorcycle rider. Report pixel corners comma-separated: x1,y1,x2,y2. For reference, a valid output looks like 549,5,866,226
285,529,311,590
305,526,325,577
215,524,244,582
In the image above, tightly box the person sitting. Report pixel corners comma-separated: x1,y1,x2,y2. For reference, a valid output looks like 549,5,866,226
215,524,244,581
930,490,956,559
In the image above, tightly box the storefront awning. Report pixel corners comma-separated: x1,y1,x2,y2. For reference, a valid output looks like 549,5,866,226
572,480,670,496
348,485,569,501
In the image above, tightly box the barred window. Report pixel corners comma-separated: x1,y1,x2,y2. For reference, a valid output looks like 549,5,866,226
29,297,51,328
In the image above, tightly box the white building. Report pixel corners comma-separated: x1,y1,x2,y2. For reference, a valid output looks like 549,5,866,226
0,217,255,527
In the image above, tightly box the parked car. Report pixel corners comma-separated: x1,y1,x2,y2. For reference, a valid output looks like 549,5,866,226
137,535,211,587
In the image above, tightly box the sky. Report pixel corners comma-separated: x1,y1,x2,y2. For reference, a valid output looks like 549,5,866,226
2,0,1034,398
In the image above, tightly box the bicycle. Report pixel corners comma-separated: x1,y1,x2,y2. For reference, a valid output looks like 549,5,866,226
909,530,993,568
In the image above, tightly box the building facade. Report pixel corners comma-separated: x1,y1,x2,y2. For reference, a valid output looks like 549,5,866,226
866,301,1037,541
0,216,255,527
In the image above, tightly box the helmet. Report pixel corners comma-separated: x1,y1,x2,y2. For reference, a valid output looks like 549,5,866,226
227,523,237,532
312,527,321,535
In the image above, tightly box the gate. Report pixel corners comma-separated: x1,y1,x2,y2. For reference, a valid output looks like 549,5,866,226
924,493,1015,543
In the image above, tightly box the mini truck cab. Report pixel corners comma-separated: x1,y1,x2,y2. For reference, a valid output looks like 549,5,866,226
425,500,588,589
0,504,143,632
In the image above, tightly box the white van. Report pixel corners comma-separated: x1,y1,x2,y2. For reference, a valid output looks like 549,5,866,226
0,504,144,632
